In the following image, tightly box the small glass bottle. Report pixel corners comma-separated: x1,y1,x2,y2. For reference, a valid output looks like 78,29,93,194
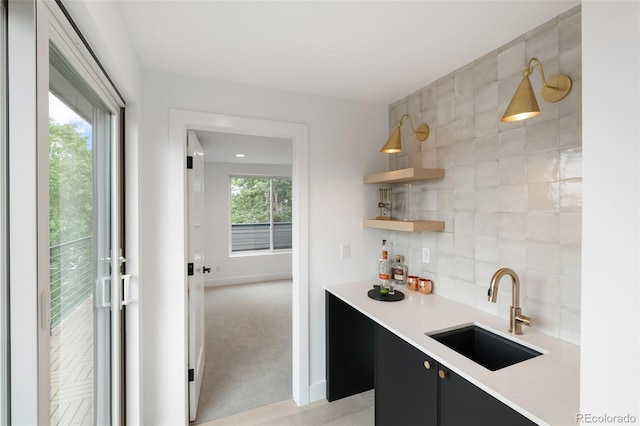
378,241,392,294
391,254,407,287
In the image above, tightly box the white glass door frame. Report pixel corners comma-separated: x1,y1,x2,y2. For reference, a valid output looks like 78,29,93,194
9,1,126,422
8,0,41,423
0,0,8,423
38,4,125,424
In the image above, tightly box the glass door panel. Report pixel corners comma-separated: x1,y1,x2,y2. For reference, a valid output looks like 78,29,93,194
48,43,112,426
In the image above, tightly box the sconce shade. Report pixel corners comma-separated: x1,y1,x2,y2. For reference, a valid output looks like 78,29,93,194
380,114,430,153
380,125,402,153
501,74,540,122
501,57,572,123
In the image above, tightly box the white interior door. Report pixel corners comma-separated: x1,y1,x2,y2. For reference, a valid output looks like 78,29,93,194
187,130,206,421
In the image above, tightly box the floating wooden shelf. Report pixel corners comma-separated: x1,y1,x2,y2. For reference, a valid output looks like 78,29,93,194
363,167,445,184
363,219,445,233
364,167,445,232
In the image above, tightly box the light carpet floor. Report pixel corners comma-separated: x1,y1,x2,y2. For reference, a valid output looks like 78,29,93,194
193,280,293,424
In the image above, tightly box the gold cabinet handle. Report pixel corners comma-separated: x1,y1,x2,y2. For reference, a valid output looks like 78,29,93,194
438,369,446,379
423,360,431,370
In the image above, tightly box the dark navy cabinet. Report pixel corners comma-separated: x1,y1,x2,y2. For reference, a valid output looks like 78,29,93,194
438,364,537,426
325,291,375,401
326,291,538,425
375,324,438,425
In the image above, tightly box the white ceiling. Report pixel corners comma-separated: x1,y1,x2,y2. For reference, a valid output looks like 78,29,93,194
117,1,579,164
195,130,293,165
118,0,579,106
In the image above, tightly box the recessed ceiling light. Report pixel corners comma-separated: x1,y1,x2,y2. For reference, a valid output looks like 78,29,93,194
235,153,245,158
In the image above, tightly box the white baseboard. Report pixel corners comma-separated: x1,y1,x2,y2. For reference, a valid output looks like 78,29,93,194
309,380,326,404
205,272,293,288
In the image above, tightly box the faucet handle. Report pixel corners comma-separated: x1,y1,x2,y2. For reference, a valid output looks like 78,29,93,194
515,314,533,327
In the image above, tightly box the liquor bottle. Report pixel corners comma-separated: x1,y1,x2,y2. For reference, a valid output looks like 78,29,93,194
391,254,407,287
378,240,392,294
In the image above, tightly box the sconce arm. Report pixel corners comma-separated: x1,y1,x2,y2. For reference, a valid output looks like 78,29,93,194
526,57,552,89
398,113,418,133
526,57,572,103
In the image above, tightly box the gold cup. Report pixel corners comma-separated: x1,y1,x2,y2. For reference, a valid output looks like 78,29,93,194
418,278,433,295
406,275,419,291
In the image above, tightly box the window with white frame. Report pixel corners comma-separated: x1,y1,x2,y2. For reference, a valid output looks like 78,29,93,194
230,176,292,252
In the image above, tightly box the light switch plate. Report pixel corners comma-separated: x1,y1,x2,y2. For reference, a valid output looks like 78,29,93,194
340,243,350,258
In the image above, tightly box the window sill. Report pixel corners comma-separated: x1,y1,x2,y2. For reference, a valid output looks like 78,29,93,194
229,249,292,258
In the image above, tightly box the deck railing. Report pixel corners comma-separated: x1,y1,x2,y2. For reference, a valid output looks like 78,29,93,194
49,236,93,328
231,222,292,252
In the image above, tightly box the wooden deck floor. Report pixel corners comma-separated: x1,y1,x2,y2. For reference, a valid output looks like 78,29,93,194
50,296,94,425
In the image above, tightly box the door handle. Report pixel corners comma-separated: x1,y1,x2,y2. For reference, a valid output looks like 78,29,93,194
203,266,211,273
95,277,111,308
121,274,132,307
40,290,51,330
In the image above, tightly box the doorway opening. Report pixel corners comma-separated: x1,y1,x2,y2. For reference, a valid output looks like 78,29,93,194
168,109,309,423
192,130,294,423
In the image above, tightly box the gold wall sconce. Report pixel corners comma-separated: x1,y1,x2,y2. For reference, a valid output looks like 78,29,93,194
380,114,430,153
501,57,572,122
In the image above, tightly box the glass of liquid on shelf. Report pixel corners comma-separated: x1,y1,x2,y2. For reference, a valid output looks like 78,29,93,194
402,183,417,221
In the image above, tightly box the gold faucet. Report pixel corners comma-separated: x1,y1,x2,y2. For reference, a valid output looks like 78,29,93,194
488,268,533,335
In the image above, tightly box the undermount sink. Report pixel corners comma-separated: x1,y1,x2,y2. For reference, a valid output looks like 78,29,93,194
427,324,543,371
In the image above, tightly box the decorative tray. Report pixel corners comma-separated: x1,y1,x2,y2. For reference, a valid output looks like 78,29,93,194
367,285,405,302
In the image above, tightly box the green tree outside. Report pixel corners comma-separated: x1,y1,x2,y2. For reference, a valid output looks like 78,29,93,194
49,117,94,326
49,117,93,245
272,178,292,223
231,177,292,224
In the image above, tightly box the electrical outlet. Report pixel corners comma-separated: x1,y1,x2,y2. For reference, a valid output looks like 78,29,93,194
422,248,430,264
340,243,350,258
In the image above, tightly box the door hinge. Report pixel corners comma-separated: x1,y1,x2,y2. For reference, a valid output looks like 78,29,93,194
188,368,195,382
186,156,193,169
187,263,194,276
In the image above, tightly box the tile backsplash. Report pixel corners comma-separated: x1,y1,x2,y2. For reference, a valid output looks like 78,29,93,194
386,6,581,345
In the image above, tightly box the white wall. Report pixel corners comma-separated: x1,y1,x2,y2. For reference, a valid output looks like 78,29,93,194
139,71,387,424
62,1,141,103
204,162,292,286
581,1,640,418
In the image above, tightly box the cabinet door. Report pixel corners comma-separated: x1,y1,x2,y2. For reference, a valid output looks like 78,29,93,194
325,292,375,401
438,366,537,426
375,324,438,426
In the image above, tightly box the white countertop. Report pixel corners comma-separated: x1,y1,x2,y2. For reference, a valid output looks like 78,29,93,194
325,281,580,426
